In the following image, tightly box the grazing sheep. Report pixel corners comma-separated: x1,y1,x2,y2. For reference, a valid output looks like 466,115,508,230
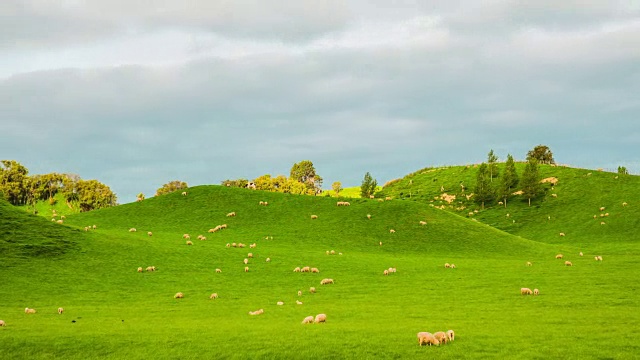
147,232,153,236
311,215,318,219
298,290,302,296
146,266,156,272
25,307,36,314
311,268,319,273
294,267,301,272
367,214,372,219
266,258,271,262
259,201,264,205
174,292,184,299
238,243,246,248
579,252,583,257
419,221,427,225
498,201,504,205
551,193,557,198
301,316,314,324
555,254,564,259
330,250,335,255
526,262,532,267
247,253,253,258
92,225,96,229
0,320,5,327
385,196,392,201
533,289,540,296
594,215,597,219
216,268,222,273
231,243,237,247
379,242,383,246
596,256,603,261
183,234,190,239
199,236,206,241
210,293,218,299
314,314,327,323
250,243,256,248
244,266,249,272
244,259,249,265
559,232,565,237
296,300,303,305
309,287,316,293
186,240,193,245
220,224,227,229
181,191,187,196
447,330,455,342
137,267,143,272
383,269,389,275
320,278,334,285
601,221,606,225
600,206,605,211
226,243,230,248
622,202,628,207
521,288,533,295
565,261,573,266
389,229,396,233
605,213,609,217
326,250,330,255
129,228,137,232
434,331,448,344
57,307,64,314
226,212,236,217
277,301,284,306
417,332,439,346
301,266,310,273
56,219,63,224
249,309,264,316
444,263,451,268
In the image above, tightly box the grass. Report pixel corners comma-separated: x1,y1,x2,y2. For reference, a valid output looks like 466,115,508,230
1,179,639,359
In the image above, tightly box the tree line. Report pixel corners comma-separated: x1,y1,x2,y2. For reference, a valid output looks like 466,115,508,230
0,160,117,212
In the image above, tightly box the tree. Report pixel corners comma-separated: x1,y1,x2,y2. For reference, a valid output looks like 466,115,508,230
332,181,343,196
290,160,322,194
221,179,248,188
360,172,377,198
253,174,274,191
487,149,499,181
136,193,146,202
497,154,519,207
0,160,29,205
526,145,555,165
520,158,542,206
618,166,629,175
74,179,117,211
155,180,188,196
474,163,494,209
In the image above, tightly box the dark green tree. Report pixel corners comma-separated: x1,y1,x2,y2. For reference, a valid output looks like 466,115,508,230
497,154,519,207
474,163,494,209
155,180,188,196
487,149,499,181
526,145,555,165
617,166,629,175
0,160,29,205
75,179,117,211
290,160,322,194
360,172,378,198
520,158,542,206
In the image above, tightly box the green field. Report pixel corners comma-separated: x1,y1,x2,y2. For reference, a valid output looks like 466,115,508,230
1,169,639,359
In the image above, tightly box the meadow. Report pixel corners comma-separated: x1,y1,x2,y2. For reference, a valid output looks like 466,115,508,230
1,169,639,359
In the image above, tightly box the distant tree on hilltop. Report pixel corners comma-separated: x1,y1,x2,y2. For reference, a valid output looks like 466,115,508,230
332,181,343,196
520,158,542,206
618,166,629,175
290,160,322,194
156,180,188,196
527,145,555,165
487,149,498,181
360,172,377,198
497,154,519,208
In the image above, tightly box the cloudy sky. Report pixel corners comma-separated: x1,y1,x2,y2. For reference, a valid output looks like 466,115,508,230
2,1,639,203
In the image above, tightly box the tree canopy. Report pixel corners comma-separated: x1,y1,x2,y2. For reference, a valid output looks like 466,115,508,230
526,145,555,165
520,158,542,206
497,154,519,207
474,163,494,209
155,180,188,196
290,160,322,194
360,172,377,198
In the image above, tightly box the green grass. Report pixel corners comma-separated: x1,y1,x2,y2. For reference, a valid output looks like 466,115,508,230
1,182,639,359
323,186,381,198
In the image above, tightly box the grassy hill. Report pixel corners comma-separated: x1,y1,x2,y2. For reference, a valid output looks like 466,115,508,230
1,184,639,359
378,164,640,254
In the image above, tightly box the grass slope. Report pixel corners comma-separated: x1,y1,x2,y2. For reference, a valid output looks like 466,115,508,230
1,186,638,359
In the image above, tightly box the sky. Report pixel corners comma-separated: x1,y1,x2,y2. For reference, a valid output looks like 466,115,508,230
1,0,639,204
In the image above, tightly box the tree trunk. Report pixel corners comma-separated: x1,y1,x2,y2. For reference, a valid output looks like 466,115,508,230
504,197,507,208
528,198,531,207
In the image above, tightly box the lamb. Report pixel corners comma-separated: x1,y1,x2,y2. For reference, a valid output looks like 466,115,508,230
446,330,455,342
600,206,605,211
555,254,564,259
129,228,137,232
596,256,603,261
320,278,334,285
330,250,336,255
565,261,573,266
450,264,456,269
92,225,96,229
433,331,448,344
293,267,301,272
210,293,218,299
174,292,184,299
0,320,5,327
137,267,143,272
231,243,237,247
311,215,318,219
314,313,327,323
25,307,36,314
226,212,236,217
198,235,206,241
301,316,314,324
601,222,606,225
186,240,193,245
309,287,316,293
533,289,540,296
417,332,439,346
521,288,533,295
226,243,231,248
57,307,64,314
216,268,222,273
249,309,264,316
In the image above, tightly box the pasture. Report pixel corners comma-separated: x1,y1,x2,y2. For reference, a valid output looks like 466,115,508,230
1,182,639,359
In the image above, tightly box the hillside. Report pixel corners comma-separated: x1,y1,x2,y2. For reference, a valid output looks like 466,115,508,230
378,164,640,253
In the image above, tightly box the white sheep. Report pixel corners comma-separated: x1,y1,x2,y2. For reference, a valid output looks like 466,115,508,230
444,263,451,268
301,266,310,273
146,266,156,272
622,202,628,207
244,259,249,265
565,261,573,266
314,313,327,323
174,292,184,299
533,289,540,296
417,332,439,346
249,309,264,316
248,253,253,258
579,252,583,256
216,268,222,273
147,231,153,236
526,261,532,267
419,221,427,225
555,254,564,259
298,290,302,296
367,214,372,219
25,307,36,314
266,258,271,262
296,300,303,305
293,267,301,272
447,330,455,342
186,240,193,245
389,229,396,233
210,293,218,299
226,212,236,217
277,301,284,306
301,316,314,324
250,243,256,248
383,269,389,275
181,191,187,196
244,266,249,272
0,320,5,327
320,278,334,285
559,232,565,237
129,228,137,232
600,206,605,211
183,234,190,239
521,288,533,295
137,267,143,272
311,215,318,219
311,268,319,273
434,331,448,344
309,287,316,293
